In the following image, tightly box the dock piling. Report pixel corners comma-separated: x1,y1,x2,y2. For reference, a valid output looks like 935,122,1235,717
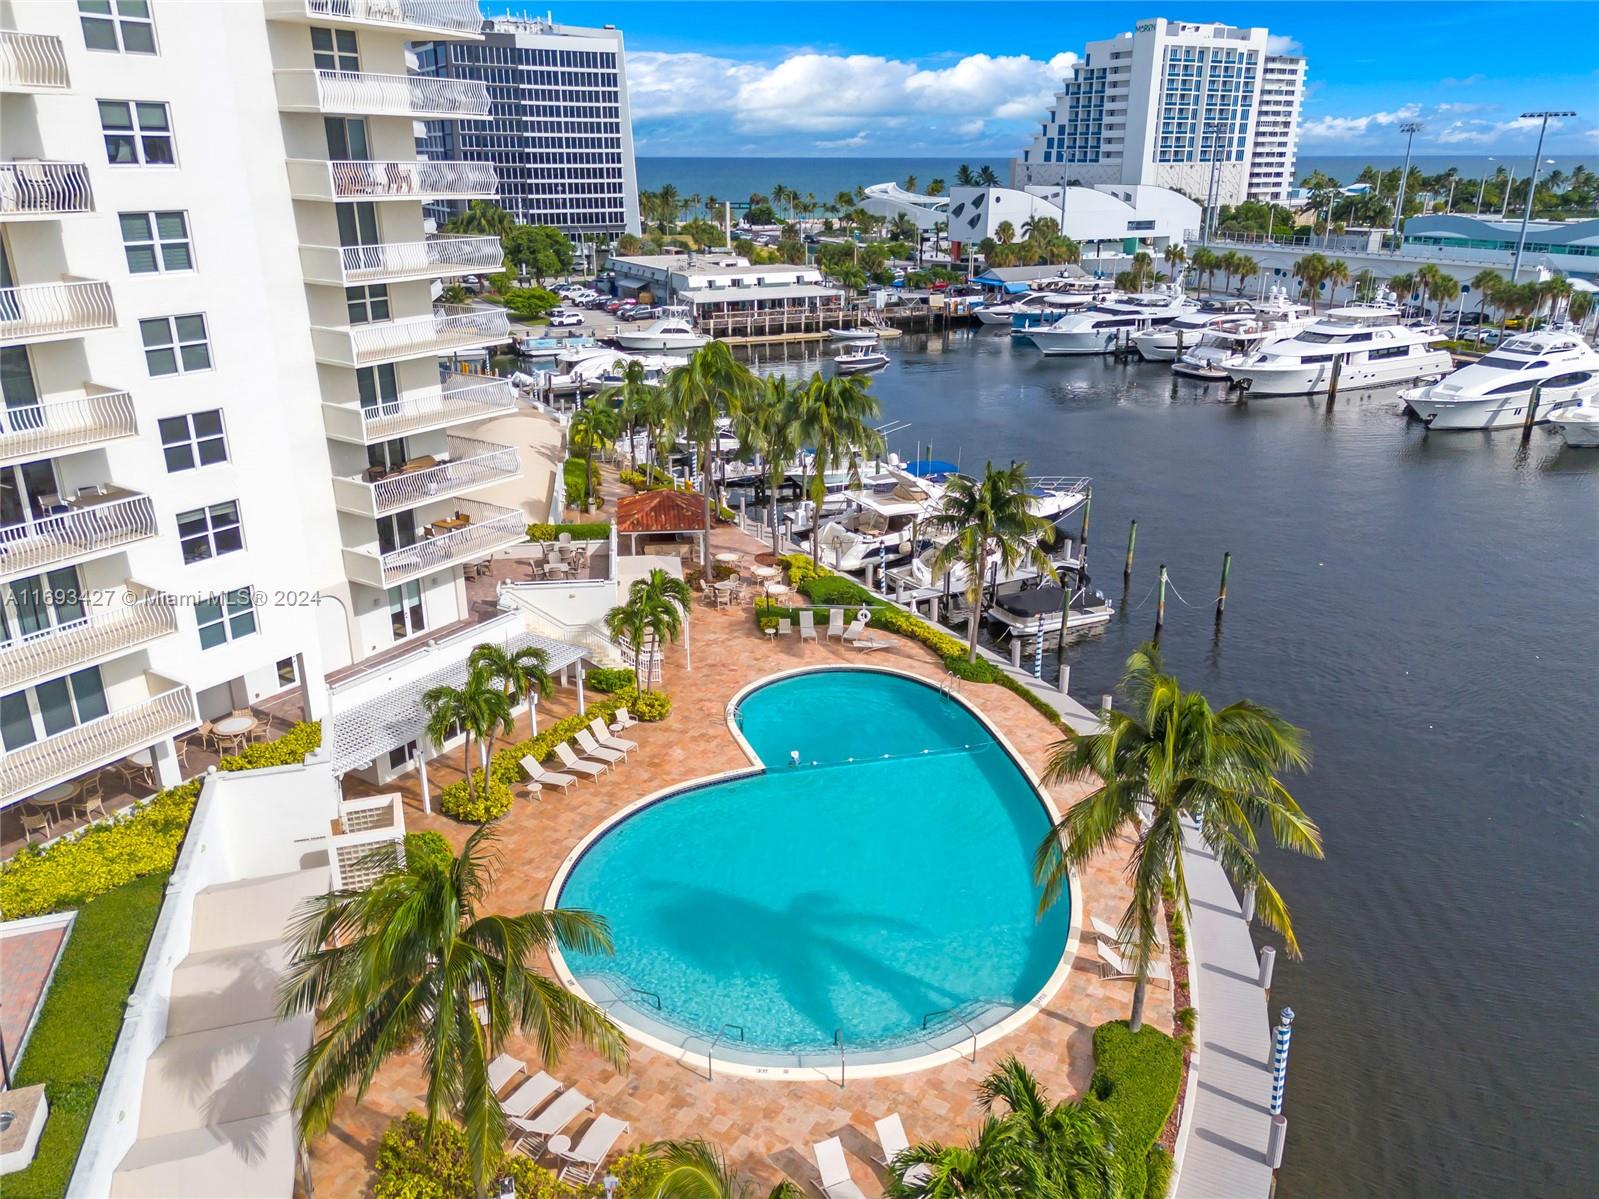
1327,355,1342,405
1522,381,1542,440
1078,494,1092,553
1155,563,1169,632
1216,551,1232,615
1123,519,1137,581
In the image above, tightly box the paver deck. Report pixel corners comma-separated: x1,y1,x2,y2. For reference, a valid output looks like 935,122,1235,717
0,917,70,1069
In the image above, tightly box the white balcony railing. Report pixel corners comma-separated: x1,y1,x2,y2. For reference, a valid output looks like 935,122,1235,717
334,434,519,516
323,373,516,443
0,389,137,465
0,583,178,690
349,500,527,588
286,158,497,201
0,30,70,92
266,0,487,38
274,69,490,119
0,491,157,582
300,235,504,285
0,279,116,343
311,307,510,367
0,682,196,800
0,161,93,218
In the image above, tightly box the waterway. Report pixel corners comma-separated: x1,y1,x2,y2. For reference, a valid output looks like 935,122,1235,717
736,327,1598,1198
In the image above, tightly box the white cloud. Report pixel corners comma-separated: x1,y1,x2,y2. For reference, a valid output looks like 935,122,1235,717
1301,105,1422,143
1265,34,1302,56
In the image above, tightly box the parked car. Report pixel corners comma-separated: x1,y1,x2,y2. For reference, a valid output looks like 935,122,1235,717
630,305,656,320
604,299,625,313
548,312,583,328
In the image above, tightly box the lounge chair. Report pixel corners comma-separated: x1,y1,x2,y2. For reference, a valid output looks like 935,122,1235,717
488,1052,525,1095
609,708,638,732
1095,940,1172,986
778,617,792,636
553,741,607,779
811,1136,867,1199
511,1088,593,1156
853,632,892,652
840,616,868,641
576,727,626,766
502,1071,563,1118
826,608,845,639
556,1114,629,1184
1090,915,1128,946
873,1114,934,1186
798,610,818,644
523,755,576,794
589,717,637,754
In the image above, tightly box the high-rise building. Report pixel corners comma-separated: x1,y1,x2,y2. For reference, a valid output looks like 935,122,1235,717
1014,18,1306,206
415,16,640,239
1,0,563,811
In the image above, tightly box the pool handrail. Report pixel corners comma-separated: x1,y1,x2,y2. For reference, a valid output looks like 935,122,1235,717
705,1021,746,1081
921,1007,981,1062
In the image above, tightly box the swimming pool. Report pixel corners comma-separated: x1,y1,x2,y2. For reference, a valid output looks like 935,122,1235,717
553,667,1074,1073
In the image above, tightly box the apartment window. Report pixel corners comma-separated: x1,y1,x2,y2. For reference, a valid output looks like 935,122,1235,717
276,656,298,685
355,364,399,414
79,0,156,55
195,587,257,649
158,410,228,472
335,201,380,248
0,667,109,751
324,117,369,160
387,580,425,641
310,26,359,72
177,500,243,563
388,739,418,771
99,100,174,166
346,284,390,325
140,314,212,376
119,211,192,274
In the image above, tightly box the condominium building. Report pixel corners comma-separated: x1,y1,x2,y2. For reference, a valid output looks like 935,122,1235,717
1014,18,1306,206
415,15,641,239
0,0,545,812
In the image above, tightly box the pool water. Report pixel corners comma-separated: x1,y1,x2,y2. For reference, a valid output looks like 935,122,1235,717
557,669,1071,1060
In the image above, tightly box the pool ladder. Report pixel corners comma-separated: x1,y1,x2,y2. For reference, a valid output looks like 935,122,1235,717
922,1007,980,1062
939,671,961,697
705,1022,745,1082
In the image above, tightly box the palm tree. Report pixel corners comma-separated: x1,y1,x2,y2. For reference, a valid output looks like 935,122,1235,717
925,461,1057,664
1217,250,1240,294
1034,643,1322,1031
1431,272,1461,326
792,371,884,566
569,399,620,515
732,375,802,555
978,1057,1124,1198
1325,258,1351,306
994,220,1016,245
887,1116,1037,1198
1234,253,1260,296
422,670,514,807
1387,272,1416,310
645,1138,805,1199
1129,250,1154,291
657,183,681,231
1292,252,1332,312
926,178,946,196
977,165,1001,186
954,164,977,187
1352,268,1379,303
903,173,919,195
1188,246,1219,295
443,200,515,238
467,643,551,719
1162,242,1186,285
596,358,656,472
663,342,759,564
604,567,691,692
279,826,626,1199
1470,268,1503,326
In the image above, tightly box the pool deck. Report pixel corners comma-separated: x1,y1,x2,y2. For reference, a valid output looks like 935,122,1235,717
315,527,1173,1195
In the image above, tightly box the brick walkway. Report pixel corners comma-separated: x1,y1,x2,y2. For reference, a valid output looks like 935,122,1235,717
314,528,1169,1195
0,919,70,1069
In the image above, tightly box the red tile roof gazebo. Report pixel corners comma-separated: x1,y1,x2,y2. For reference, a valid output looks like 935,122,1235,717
614,490,707,554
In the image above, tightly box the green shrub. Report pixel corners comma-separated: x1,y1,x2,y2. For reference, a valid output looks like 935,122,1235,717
585,666,635,694
527,520,610,542
0,721,322,919
404,831,454,876
1176,1006,1197,1032
562,457,599,509
438,772,515,823
1089,1020,1184,1181
621,688,671,721
1143,1145,1174,1199
801,575,874,606
618,468,646,489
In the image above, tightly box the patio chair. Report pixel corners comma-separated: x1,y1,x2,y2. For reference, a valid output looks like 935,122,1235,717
588,717,637,754
811,1136,867,1199
798,610,818,644
75,792,109,822
609,708,638,732
840,616,868,641
522,755,576,794
872,1114,933,1186
1095,940,1171,986
557,1114,629,1185
1090,915,1130,947
853,633,893,652
575,727,626,766
511,1088,593,1157
778,617,792,636
21,811,53,843
553,741,607,779
488,1053,526,1095
503,1071,564,1119
827,608,845,639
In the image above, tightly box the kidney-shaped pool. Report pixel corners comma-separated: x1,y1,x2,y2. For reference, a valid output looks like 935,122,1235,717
554,668,1073,1072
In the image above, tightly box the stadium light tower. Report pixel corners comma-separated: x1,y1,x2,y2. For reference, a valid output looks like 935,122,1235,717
1510,110,1576,281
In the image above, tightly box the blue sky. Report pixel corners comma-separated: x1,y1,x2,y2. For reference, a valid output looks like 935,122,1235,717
482,2,1599,157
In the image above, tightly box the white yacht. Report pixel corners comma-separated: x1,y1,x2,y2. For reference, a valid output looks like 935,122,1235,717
826,326,879,342
1550,396,1599,447
987,580,1116,642
612,316,711,351
1028,291,1197,356
1224,306,1452,396
1172,291,1316,381
1399,330,1599,430
1133,298,1256,361
833,343,890,373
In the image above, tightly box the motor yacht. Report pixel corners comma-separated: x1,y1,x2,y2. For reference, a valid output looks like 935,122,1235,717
1398,330,1599,430
1550,395,1599,447
833,343,891,373
1224,306,1453,396
986,579,1116,644
1133,298,1257,361
1172,291,1316,381
1028,291,1197,356
612,315,711,351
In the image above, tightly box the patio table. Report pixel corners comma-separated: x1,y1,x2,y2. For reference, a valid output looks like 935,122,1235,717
28,781,78,812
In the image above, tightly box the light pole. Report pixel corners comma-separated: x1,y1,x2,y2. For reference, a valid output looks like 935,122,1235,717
1391,121,1423,243
1445,170,1458,213
1511,110,1574,281
1475,158,1494,213
1201,121,1228,244
1500,168,1515,219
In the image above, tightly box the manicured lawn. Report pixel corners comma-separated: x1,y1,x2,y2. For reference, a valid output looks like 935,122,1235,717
1090,1020,1185,1198
5,872,169,1199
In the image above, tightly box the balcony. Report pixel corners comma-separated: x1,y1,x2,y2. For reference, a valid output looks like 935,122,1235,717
0,677,196,800
309,306,510,367
332,434,519,516
322,371,516,443
274,69,490,120
264,0,486,39
0,583,178,691
286,158,496,202
299,235,503,286
0,388,137,467
0,279,116,345
344,499,527,589
0,30,70,93
0,161,93,219
0,489,157,583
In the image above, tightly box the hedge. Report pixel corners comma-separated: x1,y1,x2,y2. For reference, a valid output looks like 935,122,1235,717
527,520,610,542
404,831,453,876
584,666,635,693
439,774,515,823
1088,1020,1184,1197
0,721,323,919
562,457,599,509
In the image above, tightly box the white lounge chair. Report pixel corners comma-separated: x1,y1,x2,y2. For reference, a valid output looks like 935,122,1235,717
1095,939,1172,986
873,1114,934,1186
798,610,818,644
488,1052,525,1095
1090,915,1129,946
826,608,845,639
609,707,638,732
589,716,637,754
522,755,576,794
841,616,868,641
511,1088,593,1156
811,1136,867,1199
575,727,626,766
556,1114,629,1184
853,633,892,652
502,1071,563,1118
778,617,792,636
554,741,607,779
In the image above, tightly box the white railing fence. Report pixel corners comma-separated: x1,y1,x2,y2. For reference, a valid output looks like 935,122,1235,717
0,390,136,460
368,434,518,513
0,583,176,690
311,69,489,116
327,159,496,199
0,279,116,339
0,161,93,215
0,30,69,91
345,307,509,364
376,502,526,584
0,493,157,576
355,374,515,439
0,684,195,798
338,234,503,280
296,0,485,35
